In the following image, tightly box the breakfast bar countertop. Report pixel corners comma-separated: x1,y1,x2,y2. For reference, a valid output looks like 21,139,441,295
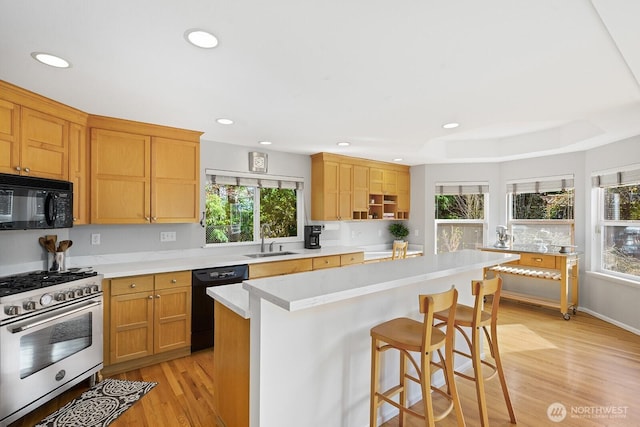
208,249,519,319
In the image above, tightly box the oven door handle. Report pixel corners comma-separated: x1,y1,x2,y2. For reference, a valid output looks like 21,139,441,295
8,300,102,334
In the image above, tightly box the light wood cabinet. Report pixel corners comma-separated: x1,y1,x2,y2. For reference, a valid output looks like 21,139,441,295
19,107,69,180
249,258,313,279
89,116,201,224
0,100,72,180
397,170,410,219
352,165,369,219
69,122,89,224
311,155,353,220
0,99,20,175
311,152,410,221
249,252,364,278
341,252,365,266
106,271,191,371
312,255,341,270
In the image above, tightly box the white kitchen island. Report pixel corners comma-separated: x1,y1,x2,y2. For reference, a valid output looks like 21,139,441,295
208,249,519,427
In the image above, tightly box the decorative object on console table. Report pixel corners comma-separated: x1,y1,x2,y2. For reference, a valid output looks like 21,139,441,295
388,222,409,241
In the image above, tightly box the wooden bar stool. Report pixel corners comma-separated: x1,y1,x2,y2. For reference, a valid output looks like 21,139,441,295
434,276,516,426
370,287,465,427
392,241,408,260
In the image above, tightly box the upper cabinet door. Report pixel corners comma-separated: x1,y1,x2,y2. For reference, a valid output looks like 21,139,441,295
151,137,200,223
20,107,69,180
0,99,20,175
69,123,88,224
91,128,151,224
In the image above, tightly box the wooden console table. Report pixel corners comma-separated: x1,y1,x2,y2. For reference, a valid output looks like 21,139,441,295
481,247,580,320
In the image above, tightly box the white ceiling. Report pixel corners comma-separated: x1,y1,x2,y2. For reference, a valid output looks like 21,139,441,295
1,0,639,165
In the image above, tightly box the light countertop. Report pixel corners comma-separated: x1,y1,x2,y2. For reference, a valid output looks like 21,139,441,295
209,249,519,319
83,246,367,279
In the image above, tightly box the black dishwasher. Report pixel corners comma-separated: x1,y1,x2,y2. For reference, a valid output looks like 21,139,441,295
191,264,249,352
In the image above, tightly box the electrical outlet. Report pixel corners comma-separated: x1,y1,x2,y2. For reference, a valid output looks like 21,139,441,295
160,231,176,242
91,234,100,245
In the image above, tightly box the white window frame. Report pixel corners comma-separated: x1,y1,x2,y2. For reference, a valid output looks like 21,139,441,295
592,165,640,282
434,182,489,254
204,169,305,247
507,175,575,250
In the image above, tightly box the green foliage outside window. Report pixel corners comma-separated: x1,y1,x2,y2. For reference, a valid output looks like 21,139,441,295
511,190,574,219
205,183,298,244
435,194,484,219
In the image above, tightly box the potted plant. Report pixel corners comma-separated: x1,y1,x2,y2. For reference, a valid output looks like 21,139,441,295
388,222,409,241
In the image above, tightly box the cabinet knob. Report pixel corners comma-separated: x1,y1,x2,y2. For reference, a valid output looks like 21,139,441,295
152,217,157,222
130,283,136,288
148,295,153,299
144,216,151,222
156,294,160,298
15,166,21,172
171,279,177,283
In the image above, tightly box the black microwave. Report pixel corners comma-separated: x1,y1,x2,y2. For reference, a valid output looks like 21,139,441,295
0,173,73,230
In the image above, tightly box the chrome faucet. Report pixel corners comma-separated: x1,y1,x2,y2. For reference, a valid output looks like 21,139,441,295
269,241,275,252
260,223,270,252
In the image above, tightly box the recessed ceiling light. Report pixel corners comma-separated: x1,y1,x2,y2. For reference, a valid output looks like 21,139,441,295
259,141,272,145
393,158,403,162
336,142,350,147
185,29,219,49
31,52,70,68
216,118,234,125
442,122,460,129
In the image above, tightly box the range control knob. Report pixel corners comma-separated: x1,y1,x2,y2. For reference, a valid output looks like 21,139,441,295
90,285,99,293
23,301,37,311
5,305,19,316
55,293,66,302
40,293,53,306
74,289,84,298
66,290,75,300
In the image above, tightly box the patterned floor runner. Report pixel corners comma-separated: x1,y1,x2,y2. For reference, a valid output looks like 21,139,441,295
35,378,157,427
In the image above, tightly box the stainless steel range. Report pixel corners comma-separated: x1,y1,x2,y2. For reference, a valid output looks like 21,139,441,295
0,269,103,427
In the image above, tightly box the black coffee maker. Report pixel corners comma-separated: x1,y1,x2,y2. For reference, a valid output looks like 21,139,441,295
304,225,322,249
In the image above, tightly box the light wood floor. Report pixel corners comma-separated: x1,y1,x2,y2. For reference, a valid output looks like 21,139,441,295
9,300,640,426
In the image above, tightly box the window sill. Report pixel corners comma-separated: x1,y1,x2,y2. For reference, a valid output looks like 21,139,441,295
586,270,640,289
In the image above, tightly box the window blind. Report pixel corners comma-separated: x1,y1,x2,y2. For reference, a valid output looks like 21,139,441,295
591,165,640,188
436,182,489,195
206,169,304,190
507,175,574,194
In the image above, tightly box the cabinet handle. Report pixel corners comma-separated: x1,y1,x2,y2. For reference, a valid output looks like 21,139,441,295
15,166,21,172
24,167,30,173
156,294,160,298
152,217,157,222
171,279,177,283
130,283,136,288
148,295,153,299
144,216,151,222
533,258,543,262
325,260,329,264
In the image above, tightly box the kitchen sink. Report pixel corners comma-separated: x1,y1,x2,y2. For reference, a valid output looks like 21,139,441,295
244,251,298,258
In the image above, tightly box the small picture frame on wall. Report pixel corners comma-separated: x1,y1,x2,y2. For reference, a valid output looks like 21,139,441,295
249,152,268,173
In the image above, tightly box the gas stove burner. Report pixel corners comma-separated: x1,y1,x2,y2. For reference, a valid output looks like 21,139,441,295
0,269,98,298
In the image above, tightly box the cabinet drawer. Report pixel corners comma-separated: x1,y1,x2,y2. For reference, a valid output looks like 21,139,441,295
312,255,341,270
155,270,191,290
249,259,313,279
111,275,154,295
341,252,364,266
518,253,556,269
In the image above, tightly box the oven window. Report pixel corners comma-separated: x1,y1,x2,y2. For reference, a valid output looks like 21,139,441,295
19,313,92,379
